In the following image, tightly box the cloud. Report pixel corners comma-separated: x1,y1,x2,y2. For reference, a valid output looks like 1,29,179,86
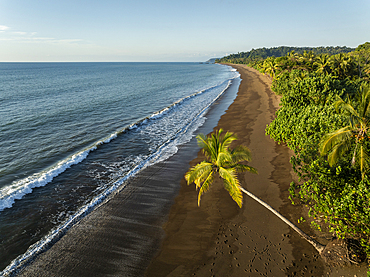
0,25,9,31
0,29,83,45
15,37,83,44
0,25,83,45
13,31,27,35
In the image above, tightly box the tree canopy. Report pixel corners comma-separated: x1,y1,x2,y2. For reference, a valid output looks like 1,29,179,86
228,42,370,264
216,46,354,65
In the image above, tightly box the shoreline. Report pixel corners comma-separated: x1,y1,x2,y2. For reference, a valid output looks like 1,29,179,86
15,66,241,277
144,65,367,276
145,64,312,276
16,65,367,276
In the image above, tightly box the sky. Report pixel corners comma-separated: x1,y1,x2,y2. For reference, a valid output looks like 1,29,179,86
0,0,369,62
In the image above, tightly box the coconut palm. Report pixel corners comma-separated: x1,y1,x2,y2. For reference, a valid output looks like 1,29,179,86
299,50,315,62
185,129,257,207
299,51,316,71
287,50,299,63
320,83,370,177
284,51,300,71
262,57,279,79
314,54,331,75
330,53,356,79
185,129,326,253
351,44,370,78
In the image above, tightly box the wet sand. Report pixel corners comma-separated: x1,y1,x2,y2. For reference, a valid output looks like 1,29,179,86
17,65,367,277
15,67,240,277
144,65,367,277
144,65,323,277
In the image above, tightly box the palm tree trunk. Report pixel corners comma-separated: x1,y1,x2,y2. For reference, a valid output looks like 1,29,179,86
352,141,359,166
240,187,326,253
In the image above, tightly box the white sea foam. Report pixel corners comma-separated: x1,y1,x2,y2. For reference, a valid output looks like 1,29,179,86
0,132,119,212
150,107,170,119
0,150,90,212
0,65,238,214
1,65,240,276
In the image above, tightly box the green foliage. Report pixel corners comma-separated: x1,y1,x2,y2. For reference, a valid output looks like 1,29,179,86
219,44,370,83
216,46,354,64
351,43,370,80
261,43,370,261
185,129,257,207
319,84,370,177
356,42,370,52
273,70,361,105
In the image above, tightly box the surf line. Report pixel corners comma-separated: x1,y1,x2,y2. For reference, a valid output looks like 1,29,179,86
0,75,237,213
1,73,239,276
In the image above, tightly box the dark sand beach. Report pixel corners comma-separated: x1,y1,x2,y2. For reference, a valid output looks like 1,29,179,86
145,65,367,277
145,65,324,277
17,65,367,277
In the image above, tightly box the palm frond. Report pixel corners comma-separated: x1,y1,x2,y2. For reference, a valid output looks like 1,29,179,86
232,164,258,174
219,130,237,152
219,166,237,184
216,151,232,167
219,167,243,207
197,171,214,206
196,133,213,160
231,145,253,163
185,161,213,188
319,126,352,156
360,84,370,118
326,140,351,167
335,97,359,120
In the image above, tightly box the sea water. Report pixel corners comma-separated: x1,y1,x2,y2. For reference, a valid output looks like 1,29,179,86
0,62,239,274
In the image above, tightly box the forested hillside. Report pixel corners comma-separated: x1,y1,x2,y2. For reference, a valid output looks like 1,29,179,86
216,46,354,64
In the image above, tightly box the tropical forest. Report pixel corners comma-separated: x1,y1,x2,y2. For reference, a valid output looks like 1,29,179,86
218,42,370,264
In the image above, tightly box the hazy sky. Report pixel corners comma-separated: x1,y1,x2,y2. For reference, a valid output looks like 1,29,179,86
0,0,369,62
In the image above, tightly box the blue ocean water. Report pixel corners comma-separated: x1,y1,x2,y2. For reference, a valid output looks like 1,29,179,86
0,62,239,274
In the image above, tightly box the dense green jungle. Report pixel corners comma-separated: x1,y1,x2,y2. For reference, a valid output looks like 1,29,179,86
218,42,370,266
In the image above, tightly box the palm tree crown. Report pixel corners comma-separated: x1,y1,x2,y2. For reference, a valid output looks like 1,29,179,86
186,129,327,254
185,129,257,207
262,57,278,79
320,83,370,177
314,54,331,75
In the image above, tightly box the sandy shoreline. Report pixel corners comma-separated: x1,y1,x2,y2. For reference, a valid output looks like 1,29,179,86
145,65,367,277
15,66,240,277
144,65,324,276
16,65,367,277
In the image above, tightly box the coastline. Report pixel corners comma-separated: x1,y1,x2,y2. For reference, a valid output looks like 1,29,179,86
16,65,367,276
144,64,317,276
15,66,241,277
144,65,367,276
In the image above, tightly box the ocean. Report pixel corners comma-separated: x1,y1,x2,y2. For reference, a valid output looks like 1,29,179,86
0,62,239,275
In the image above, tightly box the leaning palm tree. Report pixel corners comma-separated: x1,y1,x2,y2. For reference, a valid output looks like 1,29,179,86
185,129,326,253
185,129,257,207
320,83,370,178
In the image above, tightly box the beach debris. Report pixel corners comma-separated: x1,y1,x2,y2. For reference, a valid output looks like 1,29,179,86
321,238,366,266
241,186,366,266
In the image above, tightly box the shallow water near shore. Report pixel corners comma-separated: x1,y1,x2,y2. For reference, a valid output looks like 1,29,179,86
0,62,239,274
